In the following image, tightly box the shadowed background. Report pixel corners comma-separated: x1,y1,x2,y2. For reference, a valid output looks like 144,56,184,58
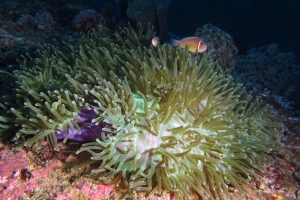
79,0,300,60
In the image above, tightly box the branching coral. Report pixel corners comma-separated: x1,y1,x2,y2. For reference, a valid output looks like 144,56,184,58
0,24,284,199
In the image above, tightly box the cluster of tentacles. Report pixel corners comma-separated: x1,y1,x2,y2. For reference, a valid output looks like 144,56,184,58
0,24,284,199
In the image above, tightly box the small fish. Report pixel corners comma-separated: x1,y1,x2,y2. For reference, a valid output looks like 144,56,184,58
151,36,160,47
170,37,207,53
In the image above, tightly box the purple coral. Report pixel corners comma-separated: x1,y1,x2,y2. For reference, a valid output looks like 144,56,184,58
72,9,105,32
55,108,109,142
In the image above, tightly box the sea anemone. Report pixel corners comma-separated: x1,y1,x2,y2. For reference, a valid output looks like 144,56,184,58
0,24,284,199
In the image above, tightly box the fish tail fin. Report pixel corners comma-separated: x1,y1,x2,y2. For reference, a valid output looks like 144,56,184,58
170,38,179,47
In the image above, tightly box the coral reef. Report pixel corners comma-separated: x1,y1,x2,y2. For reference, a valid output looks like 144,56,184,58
0,9,57,69
13,11,56,32
0,0,85,69
118,0,171,42
0,140,297,200
195,24,239,71
232,43,300,96
125,0,171,25
0,28,17,52
33,11,56,32
0,0,89,99
0,2,64,34
72,9,106,33
0,24,285,199
0,141,115,199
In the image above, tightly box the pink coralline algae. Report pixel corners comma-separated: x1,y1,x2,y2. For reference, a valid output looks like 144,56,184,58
0,142,114,199
0,138,297,199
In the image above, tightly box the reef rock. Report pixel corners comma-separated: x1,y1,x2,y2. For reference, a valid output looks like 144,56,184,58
195,24,239,71
233,43,300,96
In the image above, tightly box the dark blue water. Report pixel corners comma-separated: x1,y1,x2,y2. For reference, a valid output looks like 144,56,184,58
168,0,300,57
83,0,300,59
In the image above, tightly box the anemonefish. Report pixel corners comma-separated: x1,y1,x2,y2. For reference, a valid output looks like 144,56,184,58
170,37,207,53
151,36,160,47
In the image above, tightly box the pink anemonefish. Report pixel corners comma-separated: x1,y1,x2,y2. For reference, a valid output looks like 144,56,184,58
170,37,207,53
151,36,160,47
